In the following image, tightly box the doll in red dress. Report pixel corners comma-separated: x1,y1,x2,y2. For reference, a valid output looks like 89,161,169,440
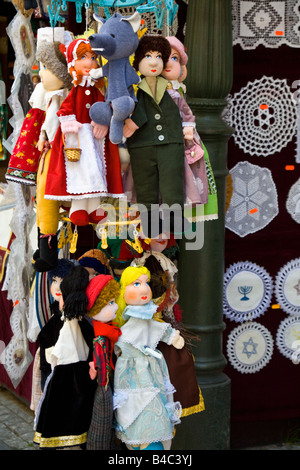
44,38,124,227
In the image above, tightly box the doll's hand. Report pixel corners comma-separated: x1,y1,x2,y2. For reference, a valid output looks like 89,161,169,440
89,361,97,380
91,121,109,139
89,68,103,80
37,139,45,152
123,118,139,138
61,120,82,135
171,330,185,349
183,126,194,141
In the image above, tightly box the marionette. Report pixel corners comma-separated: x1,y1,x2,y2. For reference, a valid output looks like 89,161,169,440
85,274,122,450
31,28,74,272
162,36,218,222
44,38,124,228
113,265,184,450
33,265,96,450
122,35,187,238
88,11,141,145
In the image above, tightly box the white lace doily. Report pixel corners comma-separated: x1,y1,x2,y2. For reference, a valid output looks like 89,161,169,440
297,100,300,163
232,0,300,49
225,161,279,237
0,335,33,389
286,177,300,224
223,261,273,322
276,316,300,361
227,321,274,373
6,11,35,76
275,258,300,315
228,76,297,156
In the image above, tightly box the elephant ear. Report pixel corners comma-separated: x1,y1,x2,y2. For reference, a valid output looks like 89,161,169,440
93,12,105,30
120,11,141,33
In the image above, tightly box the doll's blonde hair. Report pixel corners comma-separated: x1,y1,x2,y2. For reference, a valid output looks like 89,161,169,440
115,266,151,327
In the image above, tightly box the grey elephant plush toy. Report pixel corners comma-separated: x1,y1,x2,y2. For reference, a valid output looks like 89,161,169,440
89,12,141,144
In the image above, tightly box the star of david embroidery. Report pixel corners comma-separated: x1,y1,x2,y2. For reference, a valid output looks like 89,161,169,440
242,336,258,359
294,279,300,295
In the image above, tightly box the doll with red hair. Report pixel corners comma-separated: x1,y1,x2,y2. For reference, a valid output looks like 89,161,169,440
44,38,124,227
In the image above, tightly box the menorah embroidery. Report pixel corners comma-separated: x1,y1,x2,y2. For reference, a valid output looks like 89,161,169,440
238,286,253,301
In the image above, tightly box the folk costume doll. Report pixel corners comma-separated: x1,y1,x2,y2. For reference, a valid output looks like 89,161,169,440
123,35,186,237
113,266,184,450
162,36,218,222
33,34,73,272
30,258,75,413
134,253,205,419
85,274,122,450
44,38,124,227
33,265,96,450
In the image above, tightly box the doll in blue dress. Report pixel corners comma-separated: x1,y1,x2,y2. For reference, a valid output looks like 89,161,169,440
113,265,184,450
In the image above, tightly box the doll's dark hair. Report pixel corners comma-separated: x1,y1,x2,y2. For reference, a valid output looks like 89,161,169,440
48,258,74,284
133,35,171,71
60,265,89,320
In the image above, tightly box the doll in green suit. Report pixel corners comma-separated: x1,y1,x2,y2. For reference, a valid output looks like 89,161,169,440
123,35,186,237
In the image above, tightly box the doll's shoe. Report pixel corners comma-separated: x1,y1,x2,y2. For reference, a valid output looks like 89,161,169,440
88,209,107,224
34,234,58,272
70,210,89,226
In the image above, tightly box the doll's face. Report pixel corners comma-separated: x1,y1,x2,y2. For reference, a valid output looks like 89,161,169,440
39,64,64,91
93,299,118,323
84,267,98,280
74,51,98,76
139,51,164,77
124,274,152,306
50,276,63,302
161,48,181,81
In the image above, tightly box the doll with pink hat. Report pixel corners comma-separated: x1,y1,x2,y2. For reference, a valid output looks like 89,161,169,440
85,274,122,450
162,36,218,222
44,38,124,227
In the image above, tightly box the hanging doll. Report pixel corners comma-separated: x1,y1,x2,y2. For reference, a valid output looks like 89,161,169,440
85,274,122,450
33,265,96,450
113,265,184,450
122,35,187,238
44,38,124,227
33,28,74,272
162,36,218,222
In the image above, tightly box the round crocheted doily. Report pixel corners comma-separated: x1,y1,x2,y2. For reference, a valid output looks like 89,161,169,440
275,258,300,315
227,321,274,373
228,76,297,156
223,261,273,322
276,316,300,361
